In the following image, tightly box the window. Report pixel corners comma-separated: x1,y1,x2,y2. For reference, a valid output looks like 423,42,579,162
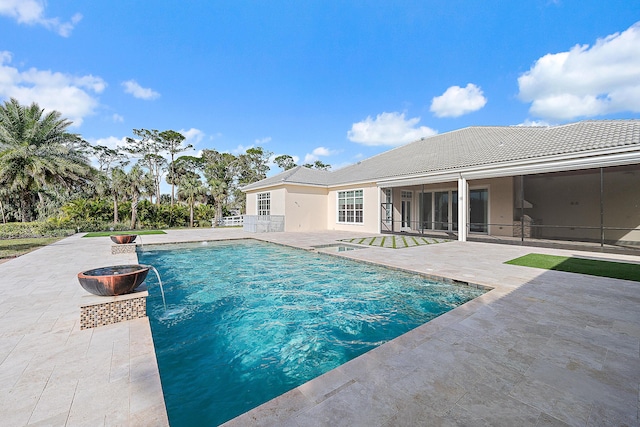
338,190,363,223
257,192,270,216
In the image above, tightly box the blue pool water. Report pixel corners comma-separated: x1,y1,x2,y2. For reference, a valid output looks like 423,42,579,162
139,239,485,426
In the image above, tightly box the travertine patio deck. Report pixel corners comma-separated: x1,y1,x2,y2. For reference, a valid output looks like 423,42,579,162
0,229,638,426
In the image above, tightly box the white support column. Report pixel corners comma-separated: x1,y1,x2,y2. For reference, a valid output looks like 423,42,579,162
458,177,468,242
376,187,381,233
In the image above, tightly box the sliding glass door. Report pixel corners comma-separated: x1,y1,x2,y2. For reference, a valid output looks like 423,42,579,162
434,191,449,230
469,189,488,233
419,192,432,231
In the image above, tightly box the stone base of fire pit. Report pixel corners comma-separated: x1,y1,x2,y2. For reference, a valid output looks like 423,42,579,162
80,286,148,329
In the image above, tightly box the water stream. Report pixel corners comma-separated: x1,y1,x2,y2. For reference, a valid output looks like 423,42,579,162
144,264,166,310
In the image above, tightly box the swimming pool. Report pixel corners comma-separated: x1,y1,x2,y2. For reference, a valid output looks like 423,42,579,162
139,239,486,426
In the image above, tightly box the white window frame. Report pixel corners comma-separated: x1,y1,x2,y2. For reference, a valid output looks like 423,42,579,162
337,189,364,224
257,192,270,216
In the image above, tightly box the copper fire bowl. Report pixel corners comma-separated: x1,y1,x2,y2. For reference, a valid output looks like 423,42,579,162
109,234,138,245
78,265,149,296
110,234,137,244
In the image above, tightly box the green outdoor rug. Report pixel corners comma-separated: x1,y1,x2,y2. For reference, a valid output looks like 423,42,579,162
505,253,640,282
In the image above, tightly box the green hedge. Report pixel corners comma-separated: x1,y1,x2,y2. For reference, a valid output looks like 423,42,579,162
0,222,75,239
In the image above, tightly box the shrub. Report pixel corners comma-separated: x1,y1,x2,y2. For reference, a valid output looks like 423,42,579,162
0,221,75,239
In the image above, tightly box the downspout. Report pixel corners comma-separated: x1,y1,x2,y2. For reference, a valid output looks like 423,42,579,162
520,175,525,243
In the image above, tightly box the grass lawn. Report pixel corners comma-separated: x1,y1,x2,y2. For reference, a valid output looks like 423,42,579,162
0,237,63,259
505,253,640,282
83,230,167,237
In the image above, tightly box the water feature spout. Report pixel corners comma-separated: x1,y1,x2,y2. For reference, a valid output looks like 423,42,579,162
142,264,166,310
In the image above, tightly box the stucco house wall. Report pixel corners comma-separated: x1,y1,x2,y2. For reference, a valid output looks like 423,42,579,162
283,185,328,232
270,187,287,215
246,192,257,216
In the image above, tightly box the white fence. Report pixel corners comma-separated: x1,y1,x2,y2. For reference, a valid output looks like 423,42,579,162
212,215,244,227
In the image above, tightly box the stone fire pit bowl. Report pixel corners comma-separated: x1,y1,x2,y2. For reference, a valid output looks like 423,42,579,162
110,234,137,244
78,265,150,296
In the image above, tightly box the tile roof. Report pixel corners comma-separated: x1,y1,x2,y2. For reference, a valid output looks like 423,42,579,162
241,165,332,191
243,120,640,191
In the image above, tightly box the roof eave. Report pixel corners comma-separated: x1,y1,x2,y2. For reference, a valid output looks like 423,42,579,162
242,181,329,192
376,145,640,187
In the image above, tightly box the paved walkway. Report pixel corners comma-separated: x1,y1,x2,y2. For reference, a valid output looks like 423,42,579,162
1,229,638,426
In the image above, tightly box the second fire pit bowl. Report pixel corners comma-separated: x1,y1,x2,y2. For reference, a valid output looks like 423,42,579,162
110,234,137,244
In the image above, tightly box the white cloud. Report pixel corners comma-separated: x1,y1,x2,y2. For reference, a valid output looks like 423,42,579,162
121,79,160,100
329,161,354,171
515,119,551,127
232,144,252,155
254,137,272,145
88,136,128,150
303,146,338,164
112,113,124,123
347,112,437,146
0,0,82,37
430,83,487,118
179,128,205,146
518,22,640,120
302,154,316,164
0,51,105,126
312,146,336,157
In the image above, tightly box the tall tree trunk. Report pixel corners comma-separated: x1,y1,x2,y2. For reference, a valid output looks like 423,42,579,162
37,191,46,220
170,160,175,209
113,196,119,223
156,177,161,206
216,201,223,223
0,199,5,224
190,202,194,227
130,196,138,229
20,189,29,222
171,182,175,209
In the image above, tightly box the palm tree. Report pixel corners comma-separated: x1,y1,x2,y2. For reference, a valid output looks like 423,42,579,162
202,149,236,224
0,98,94,221
0,186,8,223
110,167,128,224
177,175,208,227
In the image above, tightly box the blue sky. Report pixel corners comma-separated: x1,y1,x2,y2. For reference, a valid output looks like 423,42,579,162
1,0,639,176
